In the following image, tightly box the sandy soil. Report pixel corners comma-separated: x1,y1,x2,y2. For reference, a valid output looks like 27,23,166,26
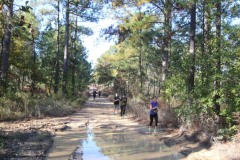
0,97,239,160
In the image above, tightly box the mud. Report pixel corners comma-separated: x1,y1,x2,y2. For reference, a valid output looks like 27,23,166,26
1,97,238,160
47,97,185,160
0,115,72,159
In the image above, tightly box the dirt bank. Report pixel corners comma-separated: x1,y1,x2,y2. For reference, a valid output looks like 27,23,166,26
0,116,73,159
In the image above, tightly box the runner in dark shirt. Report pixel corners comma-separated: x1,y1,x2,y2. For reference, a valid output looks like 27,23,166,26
98,90,101,97
113,93,120,115
120,95,127,119
93,90,97,100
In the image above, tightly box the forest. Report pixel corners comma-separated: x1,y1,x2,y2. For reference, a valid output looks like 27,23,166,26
94,0,240,138
0,0,240,142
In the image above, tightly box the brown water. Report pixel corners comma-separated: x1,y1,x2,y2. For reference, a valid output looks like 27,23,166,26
47,98,185,160
71,125,184,160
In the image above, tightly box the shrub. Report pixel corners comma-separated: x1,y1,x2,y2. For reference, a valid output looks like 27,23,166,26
216,125,238,141
0,92,87,121
127,96,179,127
128,97,149,120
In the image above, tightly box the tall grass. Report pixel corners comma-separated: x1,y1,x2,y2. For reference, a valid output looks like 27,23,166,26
0,91,88,121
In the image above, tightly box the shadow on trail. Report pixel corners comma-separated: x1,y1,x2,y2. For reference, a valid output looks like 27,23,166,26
163,130,212,157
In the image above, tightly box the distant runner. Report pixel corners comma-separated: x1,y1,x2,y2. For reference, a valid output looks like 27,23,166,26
113,93,120,115
120,95,127,119
93,90,97,100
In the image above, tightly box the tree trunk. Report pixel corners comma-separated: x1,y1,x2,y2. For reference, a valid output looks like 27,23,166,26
71,62,75,95
31,33,36,95
54,0,60,94
18,74,20,91
49,72,53,95
214,0,221,115
62,0,70,94
161,0,172,83
188,1,196,95
1,0,13,86
201,0,211,89
21,75,24,91
147,81,150,95
153,80,156,95
139,48,143,93
72,8,78,95
0,36,3,66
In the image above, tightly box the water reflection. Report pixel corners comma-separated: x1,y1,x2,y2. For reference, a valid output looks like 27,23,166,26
72,125,110,160
71,124,184,160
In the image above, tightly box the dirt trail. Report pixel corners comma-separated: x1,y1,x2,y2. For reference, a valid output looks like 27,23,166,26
1,97,235,160
47,97,185,160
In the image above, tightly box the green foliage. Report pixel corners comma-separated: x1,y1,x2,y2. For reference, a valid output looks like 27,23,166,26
0,0,239,140
217,125,238,141
94,1,240,137
19,6,33,13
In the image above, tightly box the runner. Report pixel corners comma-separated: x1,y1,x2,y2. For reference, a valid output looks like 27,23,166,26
113,93,120,115
120,95,127,119
149,96,159,132
98,90,101,97
93,90,97,100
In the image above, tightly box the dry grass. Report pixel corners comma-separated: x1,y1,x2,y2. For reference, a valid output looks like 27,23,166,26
127,97,149,120
211,140,240,160
0,93,87,121
212,133,240,160
181,132,240,160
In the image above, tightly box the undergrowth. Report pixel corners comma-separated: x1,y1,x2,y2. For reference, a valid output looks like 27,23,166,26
0,91,88,121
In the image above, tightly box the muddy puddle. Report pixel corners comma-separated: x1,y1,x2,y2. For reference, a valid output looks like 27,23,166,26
47,123,184,160
47,98,185,160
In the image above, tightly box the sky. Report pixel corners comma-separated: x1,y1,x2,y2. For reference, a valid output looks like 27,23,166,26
82,18,116,67
14,0,240,69
14,0,116,68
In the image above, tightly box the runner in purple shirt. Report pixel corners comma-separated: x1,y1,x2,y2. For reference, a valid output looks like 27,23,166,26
149,96,159,132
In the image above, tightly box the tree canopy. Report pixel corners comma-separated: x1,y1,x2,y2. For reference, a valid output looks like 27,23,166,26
95,0,240,130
